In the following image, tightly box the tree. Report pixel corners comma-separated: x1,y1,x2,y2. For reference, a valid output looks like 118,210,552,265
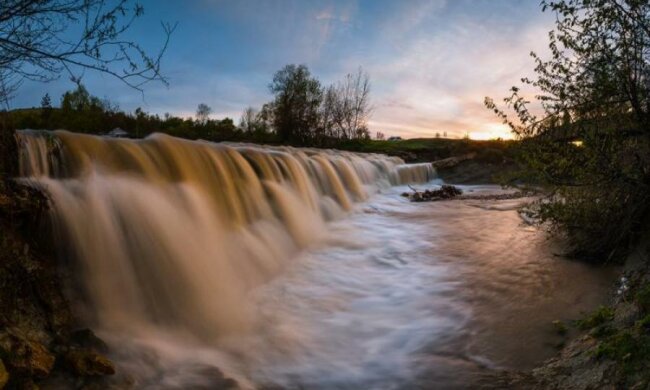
40,93,52,110
316,68,372,142
196,103,212,125
0,0,173,176
0,0,175,101
61,84,103,111
376,131,385,140
337,68,372,139
486,0,650,260
239,106,258,133
269,64,322,144
40,92,52,124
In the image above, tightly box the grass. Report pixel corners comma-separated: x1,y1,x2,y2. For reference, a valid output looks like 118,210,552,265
574,283,650,386
338,137,516,163
575,306,615,330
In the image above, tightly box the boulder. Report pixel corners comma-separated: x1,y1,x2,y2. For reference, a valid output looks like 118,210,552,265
0,334,55,378
69,329,109,353
64,348,115,377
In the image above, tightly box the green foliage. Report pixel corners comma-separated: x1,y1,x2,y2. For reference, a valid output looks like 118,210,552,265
61,85,102,112
267,64,372,146
337,137,515,163
576,306,615,331
577,284,650,384
14,64,377,149
636,283,650,313
638,314,650,329
594,331,639,359
7,84,242,143
593,328,650,380
270,64,323,144
488,0,650,262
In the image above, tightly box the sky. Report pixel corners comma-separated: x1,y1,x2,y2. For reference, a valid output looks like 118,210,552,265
13,0,555,140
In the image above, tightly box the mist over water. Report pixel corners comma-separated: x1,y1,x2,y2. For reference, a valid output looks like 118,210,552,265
16,131,616,389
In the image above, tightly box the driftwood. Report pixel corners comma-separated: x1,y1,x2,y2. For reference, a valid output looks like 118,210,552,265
401,184,463,202
401,185,536,203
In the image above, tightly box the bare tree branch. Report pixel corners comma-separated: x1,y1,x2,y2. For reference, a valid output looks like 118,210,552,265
0,0,175,102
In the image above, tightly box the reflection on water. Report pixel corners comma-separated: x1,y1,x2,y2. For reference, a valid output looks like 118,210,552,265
103,185,616,390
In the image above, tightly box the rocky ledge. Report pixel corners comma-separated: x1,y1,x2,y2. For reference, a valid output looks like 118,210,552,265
0,180,117,389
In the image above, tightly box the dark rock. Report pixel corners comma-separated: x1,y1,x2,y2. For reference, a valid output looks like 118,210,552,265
0,333,56,379
64,348,115,377
405,184,463,202
69,329,109,354
185,366,239,389
396,151,418,163
0,358,8,388
431,153,476,169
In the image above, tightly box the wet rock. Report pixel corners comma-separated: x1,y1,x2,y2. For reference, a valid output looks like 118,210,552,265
64,348,115,377
431,153,476,169
0,359,9,388
396,151,418,162
0,334,56,378
188,366,239,389
405,184,463,202
69,329,109,354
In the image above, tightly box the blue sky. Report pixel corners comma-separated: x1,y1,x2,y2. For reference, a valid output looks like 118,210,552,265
13,0,554,139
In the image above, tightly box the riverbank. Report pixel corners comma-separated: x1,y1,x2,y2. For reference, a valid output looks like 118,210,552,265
428,176,650,388
489,237,650,390
0,129,639,389
339,138,518,184
0,179,126,388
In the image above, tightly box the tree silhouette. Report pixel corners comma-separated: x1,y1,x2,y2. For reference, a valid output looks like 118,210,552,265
487,0,650,260
196,103,212,124
269,64,322,144
0,0,175,103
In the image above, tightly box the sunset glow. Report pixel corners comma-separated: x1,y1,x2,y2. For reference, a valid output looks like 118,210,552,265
12,0,553,139
469,123,515,140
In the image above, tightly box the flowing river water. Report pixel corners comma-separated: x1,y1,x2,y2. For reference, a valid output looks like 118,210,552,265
16,130,617,389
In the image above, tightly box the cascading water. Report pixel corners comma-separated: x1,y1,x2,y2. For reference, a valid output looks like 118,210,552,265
14,130,619,389
16,130,435,339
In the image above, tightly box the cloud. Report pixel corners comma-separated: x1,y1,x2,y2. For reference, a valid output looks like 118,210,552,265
355,4,553,138
378,0,448,41
12,0,555,140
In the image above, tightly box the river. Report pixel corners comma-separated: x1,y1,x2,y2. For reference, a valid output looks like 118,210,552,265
16,131,617,389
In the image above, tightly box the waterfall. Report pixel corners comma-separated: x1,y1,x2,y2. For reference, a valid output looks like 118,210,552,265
16,130,435,340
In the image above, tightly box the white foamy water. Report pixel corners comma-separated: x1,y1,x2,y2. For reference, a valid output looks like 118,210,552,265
16,131,616,389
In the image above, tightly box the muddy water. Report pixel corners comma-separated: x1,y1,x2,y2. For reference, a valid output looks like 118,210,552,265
18,131,617,389
101,184,616,390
